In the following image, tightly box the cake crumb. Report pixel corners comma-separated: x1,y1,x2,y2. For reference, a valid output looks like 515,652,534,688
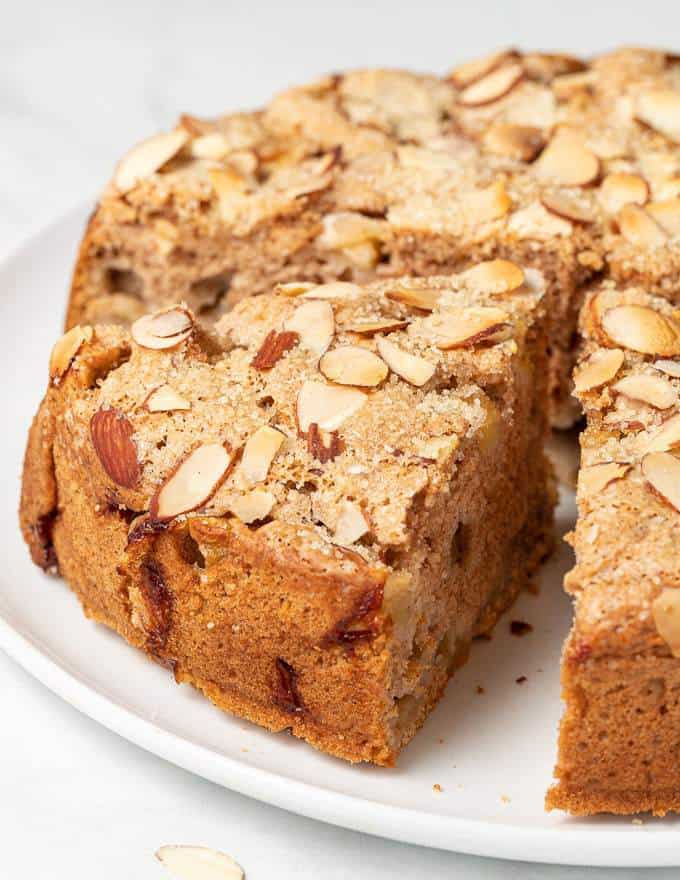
516,675,528,685
433,783,443,793
476,685,485,695
632,818,644,825
500,794,511,804
510,620,533,636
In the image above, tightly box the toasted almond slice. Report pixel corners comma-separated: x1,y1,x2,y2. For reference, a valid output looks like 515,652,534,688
284,300,335,356
150,443,233,520
145,385,191,413
49,324,93,383
578,461,631,495
299,281,363,301
652,588,680,657
600,305,680,356
449,49,518,88
599,173,649,214
318,212,386,249
552,70,596,100
573,348,625,393
385,286,441,311
458,61,524,107
132,306,194,350
229,489,276,524
424,307,512,349
522,52,585,82
654,358,680,378
642,451,680,512
332,501,369,546
189,132,231,160
613,373,678,409
240,426,285,483
274,281,317,297
644,413,680,453
376,337,435,387
114,129,189,193
458,259,525,294
482,123,545,162
636,89,680,143
535,128,600,187
319,345,388,387
647,199,680,236
617,204,668,248
464,179,513,224
540,192,595,224
297,380,366,433
155,845,244,880
343,319,409,336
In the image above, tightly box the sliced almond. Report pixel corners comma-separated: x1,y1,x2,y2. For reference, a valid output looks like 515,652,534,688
90,408,140,489
145,385,192,413
114,129,189,193
376,337,435,387
573,348,625,393
599,173,649,214
49,325,93,383
642,451,680,512
482,123,545,162
458,61,524,107
132,306,194,350
636,89,680,143
644,413,680,453
229,489,276,524
342,319,409,336
647,199,680,237
464,179,513,224
540,191,594,224
319,345,388,387
155,845,244,880
332,501,369,546
150,443,233,520
458,259,525,294
613,373,678,409
578,461,630,495
617,204,668,248
284,300,335,356
299,281,363,301
297,380,366,433
652,588,680,657
423,307,512,350
552,70,596,100
654,359,680,379
600,305,680,356
449,49,518,88
385,286,441,312
273,281,317,298
535,128,600,187
317,212,385,249
189,132,231,160
240,426,285,483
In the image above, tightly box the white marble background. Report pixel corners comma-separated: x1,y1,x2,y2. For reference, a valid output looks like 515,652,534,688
2,2,680,878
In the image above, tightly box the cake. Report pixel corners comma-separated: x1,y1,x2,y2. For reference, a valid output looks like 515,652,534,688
547,282,680,814
20,264,553,765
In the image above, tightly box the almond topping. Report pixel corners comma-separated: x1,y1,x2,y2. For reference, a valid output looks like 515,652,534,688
464,180,512,224
155,845,244,880
189,132,231,160
449,49,518,88
90,408,140,489
573,348,625,393
343,319,409,336
578,461,630,495
150,443,233,521
458,61,524,107
644,413,680,453
613,374,678,410
131,306,194,350
541,192,595,224
319,345,388,388
299,281,363,301
376,337,435,387
600,305,680,356
617,204,668,248
284,301,335,355
273,281,316,298
297,380,366,433
535,128,600,187
552,70,596,99
49,325,93,383
251,330,299,370
307,424,343,463
652,588,680,657
654,359,680,379
423,307,512,349
647,199,680,237
229,489,276,524
114,129,189,193
599,173,649,214
332,501,369,546
458,259,525,294
385,286,441,312
482,123,545,162
636,89,680,143
240,426,285,484
642,451,680,512
145,385,192,413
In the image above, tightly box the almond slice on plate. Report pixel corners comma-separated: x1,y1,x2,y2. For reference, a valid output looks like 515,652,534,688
600,305,680,356
652,588,680,657
599,173,649,214
617,204,668,248
535,128,600,187
90,407,140,489
297,380,366,433
458,259,525,294
376,337,435,386
145,385,191,413
150,443,234,520
385,286,441,311
299,281,363,301
156,845,244,880
482,123,545,162
114,129,189,193
319,345,388,387
644,413,680,453
642,451,680,512
342,319,409,336
458,61,524,107
449,49,518,88
49,324,93,383
229,489,276,524
240,426,285,483
654,359,680,378
540,191,595,224
332,501,370,546
284,301,335,355
613,373,678,409
424,307,512,349
647,199,680,237
636,89,680,143
573,348,625,393
578,461,631,495
132,306,194,350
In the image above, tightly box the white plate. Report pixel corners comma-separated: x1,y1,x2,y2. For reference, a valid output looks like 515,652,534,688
2,206,679,869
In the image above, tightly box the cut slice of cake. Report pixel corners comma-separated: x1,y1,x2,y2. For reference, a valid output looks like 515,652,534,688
547,281,680,814
21,264,553,765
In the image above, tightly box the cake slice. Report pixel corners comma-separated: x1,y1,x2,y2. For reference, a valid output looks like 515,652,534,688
21,263,553,764
547,281,680,814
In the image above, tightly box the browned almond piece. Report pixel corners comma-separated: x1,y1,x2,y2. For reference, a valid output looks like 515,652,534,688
617,204,668,248
636,89,680,143
150,443,233,520
306,424,343,463
465,180,513,224
132,306,194,350
376,337,435,387
449,49,518,88
319,345,388,387
49,325,93,383
654,358,680,378
578,461,631,495
90,408,140,489
332,501,369,546
299,281,363,301
189,132,231,160
535,128,600,187
644,413,680,453
573,348,624,393
343,319,409,336
297,380,366,433
424,307,512,349
613,373,678,409
385,286,441,311
240,426,285,483
540,192,595,224
652,588,680,657
600,305,680,356
251,330,299,370
522,52,585,82
274,281,316,297
458,61,524,107
599,173,649,214
155,845,243,880
229,489,276,524
458,259,525,294
482,123,545,162
145,385,191,413
114,129,189,193
647,199,680,236
552,70,596,99
318,212,386,249
284,301,335,355
642,451,680,512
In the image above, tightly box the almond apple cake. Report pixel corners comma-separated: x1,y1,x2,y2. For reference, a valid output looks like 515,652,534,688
21,265,554,765
547,282,680,815
65,48,680,429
